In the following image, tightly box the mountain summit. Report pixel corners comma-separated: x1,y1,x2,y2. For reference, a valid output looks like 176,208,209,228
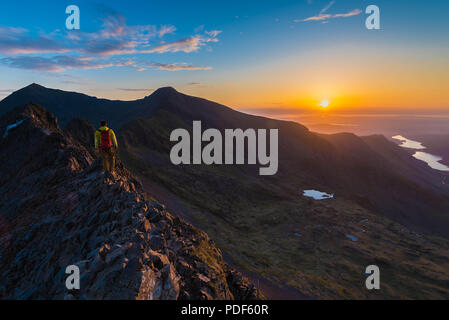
149,86,179,97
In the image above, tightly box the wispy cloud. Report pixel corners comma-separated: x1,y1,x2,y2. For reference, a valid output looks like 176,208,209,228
145,31,221,54
186,82,214,88
61,80,86,85
0,55,135,72
0,27,69,54
70,14,178,56
0,14,222,55
295,8,361,23
0,55,212,73
146,63,212,71
320,0,336,14
205,30,222,38
158,25,177,37
0,12,220,73
117,88,153,92
0,16,177,56
332,9,362,18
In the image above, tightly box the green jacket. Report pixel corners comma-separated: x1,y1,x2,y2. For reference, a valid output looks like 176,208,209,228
94,126,118,149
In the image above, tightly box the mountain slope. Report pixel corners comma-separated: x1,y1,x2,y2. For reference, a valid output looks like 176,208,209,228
1,85,449,299
0,104,259,300
0,84,157,128
116,87,449,238
114,89,449,298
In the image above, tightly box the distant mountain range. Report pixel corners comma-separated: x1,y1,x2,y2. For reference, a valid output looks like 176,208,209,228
1,84,449,299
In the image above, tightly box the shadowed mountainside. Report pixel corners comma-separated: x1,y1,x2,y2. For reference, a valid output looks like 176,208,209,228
2,84,448,237
0,104,259,300
1,85,449,299
0,84,158,128
117,87,449,238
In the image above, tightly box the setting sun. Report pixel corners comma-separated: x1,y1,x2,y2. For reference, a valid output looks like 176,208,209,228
320,100,330,108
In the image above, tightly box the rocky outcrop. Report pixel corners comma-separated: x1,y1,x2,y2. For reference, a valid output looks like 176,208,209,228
0,104,260,300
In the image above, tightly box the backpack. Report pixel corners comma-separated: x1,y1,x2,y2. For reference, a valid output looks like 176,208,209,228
100,128,112,150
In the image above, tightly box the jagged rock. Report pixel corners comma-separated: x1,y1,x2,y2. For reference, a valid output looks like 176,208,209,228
0,104,261,300
147,250,170,270
149,236,165,251
160,264,180,300
105,245,125,264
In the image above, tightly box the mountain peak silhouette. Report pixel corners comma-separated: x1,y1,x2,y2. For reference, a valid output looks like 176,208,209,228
146,86,179,99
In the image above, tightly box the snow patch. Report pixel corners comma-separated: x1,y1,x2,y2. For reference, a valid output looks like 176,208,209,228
345,234,358,242
3,119,26,139
303,190,334,200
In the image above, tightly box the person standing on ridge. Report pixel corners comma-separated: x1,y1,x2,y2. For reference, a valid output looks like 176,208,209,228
94,120,118,172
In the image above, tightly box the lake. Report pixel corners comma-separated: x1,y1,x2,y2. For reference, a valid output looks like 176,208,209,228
392,135,449,172
392,135,426,150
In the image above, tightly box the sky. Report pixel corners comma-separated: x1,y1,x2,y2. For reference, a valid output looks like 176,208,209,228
0,0,448,122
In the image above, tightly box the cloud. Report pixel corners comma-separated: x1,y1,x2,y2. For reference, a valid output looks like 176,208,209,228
0,55,134,72
145,37,205,53
146,62,212,71
205,30,222,37
0,13,179,56
0,26,70,54
186,82,214,88
332,9,362,18
71,14,178,56
295,8,362,22
116,88,153,92
0,55,213,73
0,13,221,56
1,13,220,57
1,56,65,72
0,12,220,73
320,0,336,14
61,80,85,85
158,25,177,37
145,31,221,54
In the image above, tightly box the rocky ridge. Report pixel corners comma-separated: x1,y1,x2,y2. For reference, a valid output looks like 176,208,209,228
0,103,259,300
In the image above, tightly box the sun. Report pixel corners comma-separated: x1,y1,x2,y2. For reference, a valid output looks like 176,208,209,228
320,100,330,108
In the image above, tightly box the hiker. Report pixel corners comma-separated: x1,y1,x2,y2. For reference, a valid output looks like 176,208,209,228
94,120,118,172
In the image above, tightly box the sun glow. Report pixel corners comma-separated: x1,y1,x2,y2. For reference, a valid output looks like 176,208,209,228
320,100,330,108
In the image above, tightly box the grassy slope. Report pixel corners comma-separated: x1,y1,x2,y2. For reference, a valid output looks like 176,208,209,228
118,111,449,299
